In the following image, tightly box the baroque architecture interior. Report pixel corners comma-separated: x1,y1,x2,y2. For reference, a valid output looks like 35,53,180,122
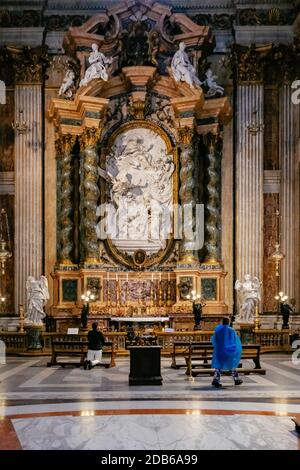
0,0,299,453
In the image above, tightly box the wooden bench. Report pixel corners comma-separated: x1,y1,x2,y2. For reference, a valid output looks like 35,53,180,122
171,341,211,369
185,343,265,376
47,339,115,368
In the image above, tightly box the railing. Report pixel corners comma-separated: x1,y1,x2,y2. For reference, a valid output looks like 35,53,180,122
157,331,214,354
253,329,290,352
0,329,292,354
0,332,28,353
41,332,127,354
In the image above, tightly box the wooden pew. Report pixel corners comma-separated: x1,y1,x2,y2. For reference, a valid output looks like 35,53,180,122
171,341,211,369
185,343,265,376
47,337,115,368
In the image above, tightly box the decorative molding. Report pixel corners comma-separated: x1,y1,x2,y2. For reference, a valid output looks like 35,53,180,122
0,172,14,195
263,170,281,193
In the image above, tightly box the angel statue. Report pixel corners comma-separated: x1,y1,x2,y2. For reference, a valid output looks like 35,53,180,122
171,41,202,88
58,68,76,99
26,275,50,326
202,68,224,97
235,275,261,323
79,43,113,87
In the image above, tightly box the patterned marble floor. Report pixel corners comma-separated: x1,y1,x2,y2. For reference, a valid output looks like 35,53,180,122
0,354,300,450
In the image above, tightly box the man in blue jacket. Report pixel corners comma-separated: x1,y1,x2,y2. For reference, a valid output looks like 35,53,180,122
211,317,243,388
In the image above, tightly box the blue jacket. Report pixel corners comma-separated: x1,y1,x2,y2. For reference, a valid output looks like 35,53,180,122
212,324,242,370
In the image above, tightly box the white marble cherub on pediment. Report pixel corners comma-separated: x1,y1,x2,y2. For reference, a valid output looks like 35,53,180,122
202,68,224,97
79,43,113,88
58,68,76,99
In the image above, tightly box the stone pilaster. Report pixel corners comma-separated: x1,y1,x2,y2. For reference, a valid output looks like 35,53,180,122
14,84,43,309
79,127,101,264
203,133,221,264
56,134,76,265
279,85,296,301
236,84,264,284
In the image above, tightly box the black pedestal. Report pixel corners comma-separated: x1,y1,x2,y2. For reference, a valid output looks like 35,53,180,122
128,346,162,385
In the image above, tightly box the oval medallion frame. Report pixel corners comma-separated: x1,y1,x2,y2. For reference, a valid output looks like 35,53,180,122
100,120,178,269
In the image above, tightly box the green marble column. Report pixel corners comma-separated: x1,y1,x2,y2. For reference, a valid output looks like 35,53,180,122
79,127,101,264
203,133,221,264
178,126,197,263
56,134,76,265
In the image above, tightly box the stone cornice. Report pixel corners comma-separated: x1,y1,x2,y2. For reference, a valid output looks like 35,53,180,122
48,93,109,135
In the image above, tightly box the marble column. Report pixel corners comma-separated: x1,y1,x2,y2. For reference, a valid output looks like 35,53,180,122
236,85,264,282
203,133,221,263
178,127,196,262
14,84,43,309
56,134,76,265
79,127,101,264
279,85,296,300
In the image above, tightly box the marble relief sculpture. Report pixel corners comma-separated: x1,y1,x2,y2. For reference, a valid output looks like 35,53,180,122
171,41,202,88
99,128,174,254
202,68,224,97
25,275,50,326
235,274,261,323
79,43,112,87
58,68,76,99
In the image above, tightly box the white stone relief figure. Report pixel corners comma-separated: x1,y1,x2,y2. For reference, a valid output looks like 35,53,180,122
79,43,112,87
235,274,262,323
100,128,175,254
25,276,50,326
171,41,202,88
58,68,76,99
202,68,224,97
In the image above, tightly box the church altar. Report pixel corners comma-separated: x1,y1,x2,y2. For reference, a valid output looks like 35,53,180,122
46,1,231,332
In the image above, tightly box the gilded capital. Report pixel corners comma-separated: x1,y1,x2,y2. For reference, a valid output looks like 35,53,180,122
55,134,76,156
80,127,101,150
230,44,268,84
11,45,49,84
203,132,219,153
178,126,194,146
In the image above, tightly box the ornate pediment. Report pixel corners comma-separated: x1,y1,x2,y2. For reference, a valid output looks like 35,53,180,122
63,0,214,76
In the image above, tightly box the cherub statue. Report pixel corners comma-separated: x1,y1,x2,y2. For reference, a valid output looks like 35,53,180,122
235,274,261,323
26,275,50,326
171,42,202,88
58,68,76,99
79,43,113,87
202,68,224,97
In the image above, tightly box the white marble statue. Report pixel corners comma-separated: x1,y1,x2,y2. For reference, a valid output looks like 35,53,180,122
171,41,202,88
235,275,261,323
98,128,175,254
202,68,224,97
26,276,50,326
58,68,75,98
79,43,112,87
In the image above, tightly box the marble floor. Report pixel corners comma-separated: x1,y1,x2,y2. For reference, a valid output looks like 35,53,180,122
0,354,299,450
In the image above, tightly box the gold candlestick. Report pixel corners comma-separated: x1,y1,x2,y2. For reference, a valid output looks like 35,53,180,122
167,280,171,306
19,304,25,333
254,304,260,330
159,281,162,307
107,282,110,307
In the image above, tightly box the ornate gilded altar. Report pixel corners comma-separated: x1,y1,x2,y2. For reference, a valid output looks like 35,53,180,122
47,0,231,331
